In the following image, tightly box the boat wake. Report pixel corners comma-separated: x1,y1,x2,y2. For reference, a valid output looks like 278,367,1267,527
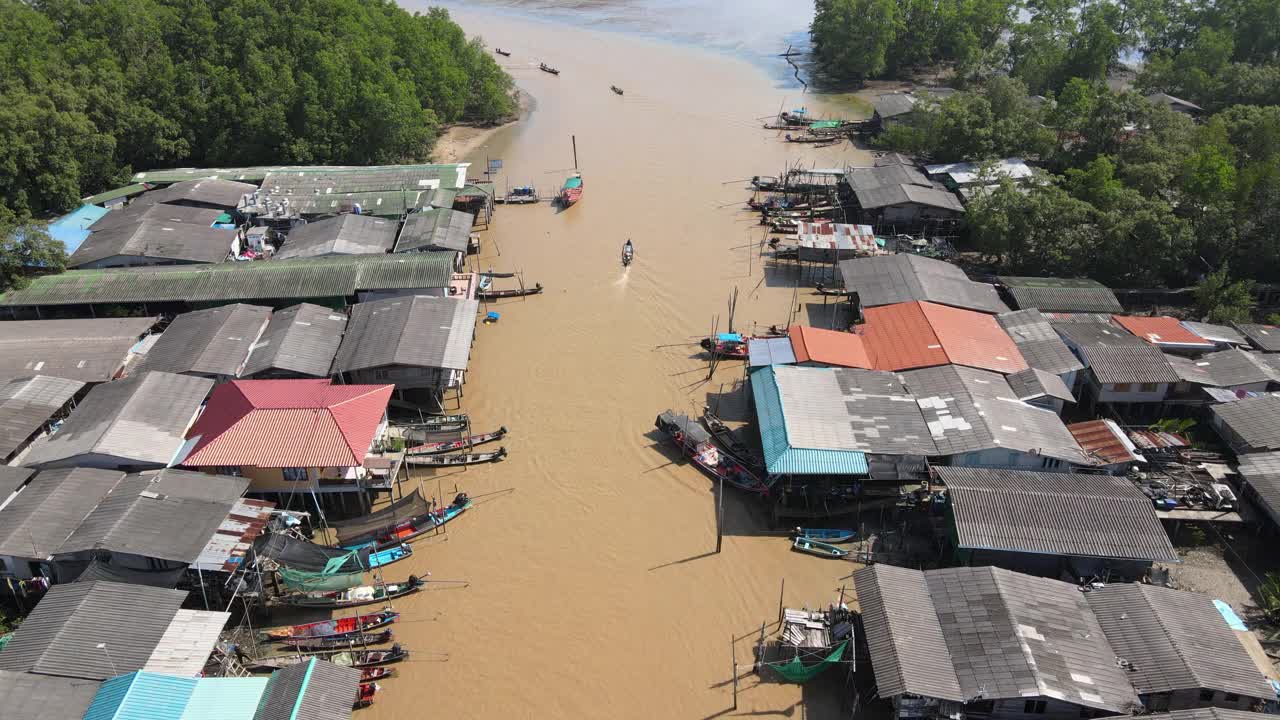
614,267,630,287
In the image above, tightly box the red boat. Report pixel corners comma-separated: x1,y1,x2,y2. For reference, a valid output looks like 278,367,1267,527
278,630,393,651
405,427,507,455
360,667,394,684
261,610,400,642
354,682,380,709
560,172,583,206
700,333,749,358
655,410,770,495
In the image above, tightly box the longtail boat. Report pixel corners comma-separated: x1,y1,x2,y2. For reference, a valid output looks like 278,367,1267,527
477,283,543,300
700,411,764,471
366,543,413,568
655,410,770,495
404,448,507,467
494,48,511,56
276,576,426,609
279,630,393,652
559,172,582,206
344,494,473,549
611,85,624,95
406,427,507,455
539,63,560,75
354,683,380,709
699,333,749,359
360,667,394,684
245,645,409,672
794,528,857,544
479,271,518,279
400,414,469,433
813,283,857,297
261,610,400,642
622,239,634,267
791,537,849,559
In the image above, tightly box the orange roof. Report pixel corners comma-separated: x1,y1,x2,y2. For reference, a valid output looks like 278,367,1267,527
1112,315,1214,348
858,301,1028,373
1068,419,1141,465
787,326,872,368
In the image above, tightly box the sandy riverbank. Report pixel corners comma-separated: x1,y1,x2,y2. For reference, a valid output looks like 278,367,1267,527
431,90,535,164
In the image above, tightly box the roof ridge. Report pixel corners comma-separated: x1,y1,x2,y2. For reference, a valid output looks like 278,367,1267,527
986,568,1049,696
1136,584,1205,689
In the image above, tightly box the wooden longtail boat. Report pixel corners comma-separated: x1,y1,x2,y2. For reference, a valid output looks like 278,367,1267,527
494,48,511,56
343,494,473,549
791,537,849,558
611,85,624,95
794,528,857,544
404,448,507,466
277,576,426,609
539,63,560,74
622,240,634,267
354,683,380,709
279,630,393,652
559,172,583,206
262,610,400,642
477,283,543,300
406,427,507,455
655,410,770,495
245,645,409,672
360,667,394,684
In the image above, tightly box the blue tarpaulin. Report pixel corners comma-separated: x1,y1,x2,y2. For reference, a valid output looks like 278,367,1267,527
47,204,108,253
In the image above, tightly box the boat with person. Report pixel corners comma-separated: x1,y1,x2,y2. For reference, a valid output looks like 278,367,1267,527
354,683,380,709
791,537,850,559
276,576,427,609
406,427,507,455
559,172,583,206
793,528,857,544
343,493,474,549
360,667,394,684
477,282,544,300
655,410,770,495
261,610,400,642
539,62,560,75
611,85,624,95
245,645,410,672
404,448,507,467
494,48,511,56
279,630,394,652
622,239,634,266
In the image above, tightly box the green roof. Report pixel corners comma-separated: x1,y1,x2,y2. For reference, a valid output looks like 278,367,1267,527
419,188,458,209
0,252,456,307
456,183,494,198
81,183,151,206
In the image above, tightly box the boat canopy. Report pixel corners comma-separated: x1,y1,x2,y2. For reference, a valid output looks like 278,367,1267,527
656,411,712,446
809,121,841,130
717,333,743,343
563,176,583,189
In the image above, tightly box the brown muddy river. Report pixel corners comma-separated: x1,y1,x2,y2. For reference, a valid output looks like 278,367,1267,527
364,6,873,718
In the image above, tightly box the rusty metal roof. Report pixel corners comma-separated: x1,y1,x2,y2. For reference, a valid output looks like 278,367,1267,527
786,326,871,368
1112,315,1215,349
858,301,1027,373
1068,419,1143,465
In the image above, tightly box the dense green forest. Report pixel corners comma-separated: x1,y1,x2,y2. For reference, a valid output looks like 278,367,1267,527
812,0,1280,295
0,0,516,223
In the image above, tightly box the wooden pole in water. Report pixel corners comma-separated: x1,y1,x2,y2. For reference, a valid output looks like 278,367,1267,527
716,473,725,554
731,634,739,710
571,135,578,170
777,577,785,623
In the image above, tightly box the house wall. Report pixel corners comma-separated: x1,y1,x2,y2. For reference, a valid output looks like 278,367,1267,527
348,365,455,391
0,554,44,580
988,697,1104,720
958,549,1152,581
943,448,1074,472
1026,396,1066,415
881,203,960,225
1095,381,1171,403
1143,689,1264,713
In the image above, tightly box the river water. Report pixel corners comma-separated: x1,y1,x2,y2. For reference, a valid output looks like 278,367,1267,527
365,4,872,718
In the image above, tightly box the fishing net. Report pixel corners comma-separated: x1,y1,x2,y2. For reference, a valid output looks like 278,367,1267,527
766,640,847,684
278,567,365,592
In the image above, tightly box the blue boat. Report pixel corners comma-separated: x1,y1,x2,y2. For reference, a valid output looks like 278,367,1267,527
365,543,413,568
792,537,849,559
794,528,857,544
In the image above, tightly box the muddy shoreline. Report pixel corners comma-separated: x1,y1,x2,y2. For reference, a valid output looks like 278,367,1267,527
432,90,535,164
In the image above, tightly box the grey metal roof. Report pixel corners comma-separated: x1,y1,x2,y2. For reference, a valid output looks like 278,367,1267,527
0,253,456,307
999,277,1124,313
256,658,361,720
0,317,157,383
69,220,233,268
139,178,256,208
1212,394,1280,452
874,94,917,118
0,375,84,459
852,564,963,701
55,471,247,563
72,559,185,587
0,669,100,720
1147,92,1204,112
21,371,214,469
88,203,223,233
748,337,796,367
1006,367,1075,402
1088,583,1273,699
1053,321,1179,384
138,304,271,378
900,365,1091,464
839,255,1009,313
133,162,469,185
1148,710,1272,720
937,467,1177,561
333,295,478,373
0,468,124,559
855,184,965,212
1235,323,1280,352
926,566,1140,711
275,214,398,260
0,580,188,680
1181,321,1247,345
0,465,35,497
996,310,1085,375
242,303,348,378
1237,452,1280,527
249,165,470,217
1166,349,1280,388
844,165,931,191
396,208,475,253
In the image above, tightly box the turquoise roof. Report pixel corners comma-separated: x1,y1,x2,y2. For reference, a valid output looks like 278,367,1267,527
48,204,110,253
750,366,869,476
84,672,197,720
180,677,269,720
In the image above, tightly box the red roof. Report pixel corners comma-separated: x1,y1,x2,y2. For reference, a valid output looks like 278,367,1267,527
1112,315,1214,348
788,326,872,368
181,379,393,468
858,301,1028,373
1068,419,1141,465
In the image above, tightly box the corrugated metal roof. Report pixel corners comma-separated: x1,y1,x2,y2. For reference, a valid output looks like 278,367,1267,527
1113,315,1216,349
142,609,231,677
191,497,274,572
1180,321,1247,345
1068,419,1143,465
139,304,271,378
1166,348,1280,387
133,163,469,186
88,204,223,234
859,301,1027,373
0,669,100,720
839,254,1009,314
82,183,152,206
854,564,963,701
72,560,186,588
750,366,869,475
999,277,1123,313
70,220,234,268
242,303,348,378
1148,711,1271,720
0,464,36,499
0,375,84,460
0,253,455,307
1235,323,1280,352
925,158,1034,185
1054,320,1180,384
0,580,188,680
844,164,931,191
937,467,1176,561
1088,584,1273,699
1212,394,1280,451
855,183,964,212
874,94,917,118
21,371,214,469
747,337,796,367
84,670,197,720
181,677,270,720
1006,367,1074,402
181,379,392,468
996,309,1085,375
139,178,256,209
275,214,398,260
787,325,871,368
255,658,361,720
0,317,157,383
334,295,478,373
396,208,475,253
1237,451,1280,527
0,468,124,559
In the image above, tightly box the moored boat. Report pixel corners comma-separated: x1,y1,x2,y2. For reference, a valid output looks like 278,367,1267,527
342,493,473,549
404,447,507,467
794,528,857,544
611,85,624,95
655,410,770,494
699,332,749,359
791,537,849,558
261,610,400,642
279,630,393,652
354,682,379,709
405,427,507,455
477,283,543,300
360,667,394,684
276,576,426,609
559,172,583,206
365,543,413,568
539,62,560,75
494,48,511,56
245,645,409,673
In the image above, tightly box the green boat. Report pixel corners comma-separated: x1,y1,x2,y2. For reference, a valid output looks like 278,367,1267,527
791,537,849,559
